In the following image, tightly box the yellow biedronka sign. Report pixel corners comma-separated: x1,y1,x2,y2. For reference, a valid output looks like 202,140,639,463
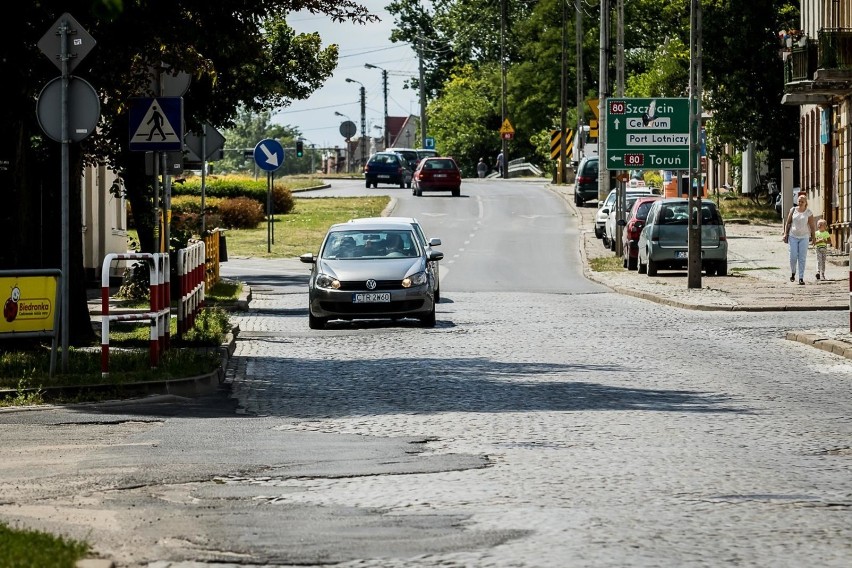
1,275,57,334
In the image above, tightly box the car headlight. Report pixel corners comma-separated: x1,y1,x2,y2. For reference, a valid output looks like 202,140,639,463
402,271,427,288
315,273,340,290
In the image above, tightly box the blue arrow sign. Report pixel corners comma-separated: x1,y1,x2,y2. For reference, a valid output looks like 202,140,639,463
254,138,284,172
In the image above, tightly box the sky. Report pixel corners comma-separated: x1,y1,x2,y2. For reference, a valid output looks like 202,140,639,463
273,1,422,150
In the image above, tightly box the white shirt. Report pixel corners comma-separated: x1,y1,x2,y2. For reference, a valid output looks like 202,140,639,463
789,207,813,239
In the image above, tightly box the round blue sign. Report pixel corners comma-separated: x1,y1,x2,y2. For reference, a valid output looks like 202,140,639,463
253,138,285,172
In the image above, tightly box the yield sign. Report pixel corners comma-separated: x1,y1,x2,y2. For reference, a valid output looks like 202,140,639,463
128,97,183,152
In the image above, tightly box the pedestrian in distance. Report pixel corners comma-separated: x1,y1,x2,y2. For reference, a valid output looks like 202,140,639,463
782,194,816,285
496,151,504,177
814,218,830,281
477,157,488,178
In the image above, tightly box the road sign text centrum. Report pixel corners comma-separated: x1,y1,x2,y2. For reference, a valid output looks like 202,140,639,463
605,97,692,170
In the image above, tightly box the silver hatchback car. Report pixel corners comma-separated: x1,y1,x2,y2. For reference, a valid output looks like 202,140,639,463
300,220,443,329
637,198,728,276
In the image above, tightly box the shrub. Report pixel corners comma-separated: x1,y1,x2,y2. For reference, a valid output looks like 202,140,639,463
272,184,295,215
217,197,265,229
171,195,222,215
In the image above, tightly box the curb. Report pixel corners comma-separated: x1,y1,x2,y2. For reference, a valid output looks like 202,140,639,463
786,331,852,359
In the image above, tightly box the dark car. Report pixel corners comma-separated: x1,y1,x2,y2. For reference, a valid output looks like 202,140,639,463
385,147,420,171
637,198,728,276
574,156,599,206
364,152,412,189
412,157,462,197
621,195,662,270
299,220,443,329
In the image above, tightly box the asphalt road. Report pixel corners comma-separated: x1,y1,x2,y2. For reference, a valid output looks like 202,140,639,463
1,178,851,567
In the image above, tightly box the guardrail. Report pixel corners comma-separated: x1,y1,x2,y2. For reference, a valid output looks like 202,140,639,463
177,240,206,339
100,253,170,378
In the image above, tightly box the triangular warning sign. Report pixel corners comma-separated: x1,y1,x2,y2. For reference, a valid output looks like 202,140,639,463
131,99,180,145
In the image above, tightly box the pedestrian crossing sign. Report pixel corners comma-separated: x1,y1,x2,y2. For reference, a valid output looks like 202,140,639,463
129,97,183,152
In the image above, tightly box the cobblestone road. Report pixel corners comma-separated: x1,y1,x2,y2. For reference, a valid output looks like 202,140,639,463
225,281,852,567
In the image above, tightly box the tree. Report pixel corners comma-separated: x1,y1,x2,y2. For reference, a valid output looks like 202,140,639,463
1,1,377,346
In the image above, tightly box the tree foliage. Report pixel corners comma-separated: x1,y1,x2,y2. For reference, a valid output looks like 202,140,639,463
1,0,376,344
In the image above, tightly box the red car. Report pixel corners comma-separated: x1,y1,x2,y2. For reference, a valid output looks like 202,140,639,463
622,195,662,270
412,157,461,197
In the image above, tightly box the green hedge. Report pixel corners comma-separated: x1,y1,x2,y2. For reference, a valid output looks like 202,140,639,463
172,176,270,203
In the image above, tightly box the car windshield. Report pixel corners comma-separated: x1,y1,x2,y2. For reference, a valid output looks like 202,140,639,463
635,201,655,220
658,204,722,226
424,159,456,170
322,229,420,259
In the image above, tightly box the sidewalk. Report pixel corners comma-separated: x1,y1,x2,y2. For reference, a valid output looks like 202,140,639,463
548,183,852,358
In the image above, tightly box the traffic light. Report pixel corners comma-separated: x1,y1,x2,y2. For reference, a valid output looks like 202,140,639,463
296,140,304,157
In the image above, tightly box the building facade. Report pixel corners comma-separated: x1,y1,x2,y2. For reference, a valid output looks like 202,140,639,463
782,1,852,250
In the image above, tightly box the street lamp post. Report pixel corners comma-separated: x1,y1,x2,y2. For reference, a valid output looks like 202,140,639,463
365,63,389,150
334,111,352,173
345,78,367,168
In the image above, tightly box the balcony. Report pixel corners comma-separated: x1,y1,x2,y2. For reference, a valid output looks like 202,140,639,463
783,28,852,105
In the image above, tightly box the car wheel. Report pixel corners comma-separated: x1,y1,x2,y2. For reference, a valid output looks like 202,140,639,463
406,181,412,189
622,255,628,269
575,195,582,207
716,260,727,276
452,188,460,197
416,188,423,197
647,257,658,276
308,312,327,330
434,284,440,303
609,237,616,251
365,179,371,188
627,255,638,271
594,226,603,239
420,303,436,328
638,256,647,274
399,180,405,189
602,234,610,249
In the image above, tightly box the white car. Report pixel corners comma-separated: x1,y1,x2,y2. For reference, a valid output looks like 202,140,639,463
594,190,617,239
602,187,661,250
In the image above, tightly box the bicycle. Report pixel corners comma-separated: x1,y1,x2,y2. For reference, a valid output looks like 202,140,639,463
749,176,778,207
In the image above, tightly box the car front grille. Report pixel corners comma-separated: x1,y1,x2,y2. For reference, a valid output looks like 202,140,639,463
319,300,425,313
337,280,401,291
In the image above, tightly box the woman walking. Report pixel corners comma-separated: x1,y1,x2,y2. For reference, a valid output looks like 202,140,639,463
782,194,816,285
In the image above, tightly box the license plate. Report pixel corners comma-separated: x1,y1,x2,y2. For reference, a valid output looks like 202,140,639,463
675,251,688,259
434,173,447,178
353,292,391,303
378,174,390,179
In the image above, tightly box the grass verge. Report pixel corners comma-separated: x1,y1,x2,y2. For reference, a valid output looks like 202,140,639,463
0,522,90,568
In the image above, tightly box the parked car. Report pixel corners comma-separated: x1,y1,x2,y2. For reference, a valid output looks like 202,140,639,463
363,152,412,189
348,216,442,302
416,148,438,162
637,198,728,276
598,187,660,245
574,155,599,206
621,195,663,270
300,220,443,329
604,190,661,251
594,189,616,239
385,147,420,171
412,157,462,197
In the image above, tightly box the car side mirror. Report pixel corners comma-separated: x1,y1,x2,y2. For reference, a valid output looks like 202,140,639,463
299,253,316,264
601,208,610,215
428,250,444,262
617,219,626,226
428,238,442,246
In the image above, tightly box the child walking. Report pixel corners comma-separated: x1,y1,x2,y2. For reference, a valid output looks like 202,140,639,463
814,219,830,280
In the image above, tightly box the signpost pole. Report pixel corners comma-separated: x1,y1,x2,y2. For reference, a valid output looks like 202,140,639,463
267,171,272,253
59,18,70,371
687,0,703,289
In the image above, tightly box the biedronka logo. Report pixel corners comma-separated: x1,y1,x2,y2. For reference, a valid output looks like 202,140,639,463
4,285,52,323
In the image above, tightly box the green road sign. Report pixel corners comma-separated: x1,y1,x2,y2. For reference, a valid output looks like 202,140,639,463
605,97,694,170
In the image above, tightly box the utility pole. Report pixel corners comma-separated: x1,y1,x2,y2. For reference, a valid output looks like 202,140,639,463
559,0,568,184
575,0,584,168
381,69,389,149
500,0,509,178
687,0,703,288
614,0,625,257
597,0,610,200
418,39,427,149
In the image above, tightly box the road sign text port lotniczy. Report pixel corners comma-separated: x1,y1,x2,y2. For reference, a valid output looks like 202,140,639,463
605,97,693,170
